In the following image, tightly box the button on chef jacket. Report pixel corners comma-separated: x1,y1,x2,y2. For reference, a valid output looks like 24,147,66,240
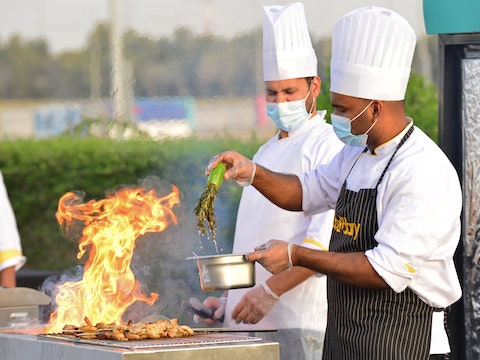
224,112,344,331
300,120,462,354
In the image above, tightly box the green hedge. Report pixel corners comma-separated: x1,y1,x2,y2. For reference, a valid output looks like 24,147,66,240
0,135,267,322
0,135,262,271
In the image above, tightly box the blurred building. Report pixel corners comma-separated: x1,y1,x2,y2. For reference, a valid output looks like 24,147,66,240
0,96,276,140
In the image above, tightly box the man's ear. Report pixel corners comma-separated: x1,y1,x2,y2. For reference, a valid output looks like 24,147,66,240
372,100,383,117
312,76,322,97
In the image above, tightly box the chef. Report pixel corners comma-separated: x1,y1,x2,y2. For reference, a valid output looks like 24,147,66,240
195,2,343,359
206,6,462,360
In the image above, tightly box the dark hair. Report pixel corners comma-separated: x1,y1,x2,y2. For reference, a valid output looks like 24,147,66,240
306,77,314,87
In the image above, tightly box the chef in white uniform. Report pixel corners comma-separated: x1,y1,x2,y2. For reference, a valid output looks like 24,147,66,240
195,2,343,359
0,171,26,287
207,6,462,360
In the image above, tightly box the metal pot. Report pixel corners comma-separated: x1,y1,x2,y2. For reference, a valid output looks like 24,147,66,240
187,254,255,291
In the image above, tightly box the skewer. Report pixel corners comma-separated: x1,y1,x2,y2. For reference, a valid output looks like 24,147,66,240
61,329,83,334
75,332,99,338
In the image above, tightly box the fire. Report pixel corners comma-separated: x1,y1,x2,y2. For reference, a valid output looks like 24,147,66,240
46,185,180,334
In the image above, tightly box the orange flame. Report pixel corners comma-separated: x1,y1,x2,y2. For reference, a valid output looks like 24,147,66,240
46,185,180,334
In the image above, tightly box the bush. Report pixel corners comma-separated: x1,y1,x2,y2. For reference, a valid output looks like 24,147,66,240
0,135,261,271
405,72,439,142
0,135,266,322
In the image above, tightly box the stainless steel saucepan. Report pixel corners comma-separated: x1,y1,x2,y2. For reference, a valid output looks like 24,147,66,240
187,254,255,291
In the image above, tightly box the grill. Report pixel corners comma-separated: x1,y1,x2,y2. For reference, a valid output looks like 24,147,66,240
39,331,263,349
0,287,50,328
0,329,279,359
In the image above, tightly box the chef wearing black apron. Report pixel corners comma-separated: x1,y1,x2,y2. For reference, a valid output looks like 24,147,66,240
323,127,438,359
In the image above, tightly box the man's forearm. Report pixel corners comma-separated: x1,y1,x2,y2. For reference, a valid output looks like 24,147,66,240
266,266,316,296
292,246,389,289
0,266,16,287
252,164,303,211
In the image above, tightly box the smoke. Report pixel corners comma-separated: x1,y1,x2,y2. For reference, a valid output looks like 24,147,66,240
39,266,84,323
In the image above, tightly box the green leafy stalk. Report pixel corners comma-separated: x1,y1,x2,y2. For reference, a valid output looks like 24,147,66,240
194,163,226,251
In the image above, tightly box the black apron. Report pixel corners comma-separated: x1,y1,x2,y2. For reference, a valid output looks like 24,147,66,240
323,127,435,360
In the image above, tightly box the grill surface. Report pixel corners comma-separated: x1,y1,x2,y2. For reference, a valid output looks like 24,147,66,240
38,332,262,349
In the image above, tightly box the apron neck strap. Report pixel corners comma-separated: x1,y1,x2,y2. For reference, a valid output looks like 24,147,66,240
376,125,414,187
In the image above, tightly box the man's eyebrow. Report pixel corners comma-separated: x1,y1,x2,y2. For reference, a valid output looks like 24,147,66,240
266,86,297,93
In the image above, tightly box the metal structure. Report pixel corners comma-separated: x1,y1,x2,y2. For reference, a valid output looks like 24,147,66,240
438,33,480,360
423,1,480,358
110,0,133,122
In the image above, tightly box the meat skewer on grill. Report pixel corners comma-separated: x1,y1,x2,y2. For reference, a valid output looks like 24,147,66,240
61,316,194,341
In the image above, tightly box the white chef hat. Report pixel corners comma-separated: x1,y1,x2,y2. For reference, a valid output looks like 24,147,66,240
330,6,416,101
262,2,317,81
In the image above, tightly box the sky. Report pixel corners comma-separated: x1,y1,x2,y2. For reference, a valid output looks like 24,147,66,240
0,0,428,54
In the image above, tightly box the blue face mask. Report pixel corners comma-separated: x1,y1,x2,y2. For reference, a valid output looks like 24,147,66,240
331,100,375,147
266,90,313,132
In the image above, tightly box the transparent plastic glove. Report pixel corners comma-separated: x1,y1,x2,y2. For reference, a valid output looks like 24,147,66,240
231,283,279,325
193,296,226,325
248,240,291,274
236,161,256,187
206,151,256,187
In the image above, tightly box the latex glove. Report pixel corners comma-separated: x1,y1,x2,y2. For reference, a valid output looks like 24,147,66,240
193,296,226,325
206,151,256,186
231,283,279,325
248,239,291,274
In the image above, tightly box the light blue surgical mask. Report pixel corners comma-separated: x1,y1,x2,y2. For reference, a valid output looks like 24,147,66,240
266,90,314,132
331,100,376,147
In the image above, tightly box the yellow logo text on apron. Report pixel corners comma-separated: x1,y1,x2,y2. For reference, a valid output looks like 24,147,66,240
333,215,361,240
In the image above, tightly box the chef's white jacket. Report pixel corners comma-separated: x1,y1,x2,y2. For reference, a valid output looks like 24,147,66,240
300,121,462,353
0,171,26,273
224,112,344,331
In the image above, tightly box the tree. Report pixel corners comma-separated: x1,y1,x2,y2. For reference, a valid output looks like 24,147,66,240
0,36,54,98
